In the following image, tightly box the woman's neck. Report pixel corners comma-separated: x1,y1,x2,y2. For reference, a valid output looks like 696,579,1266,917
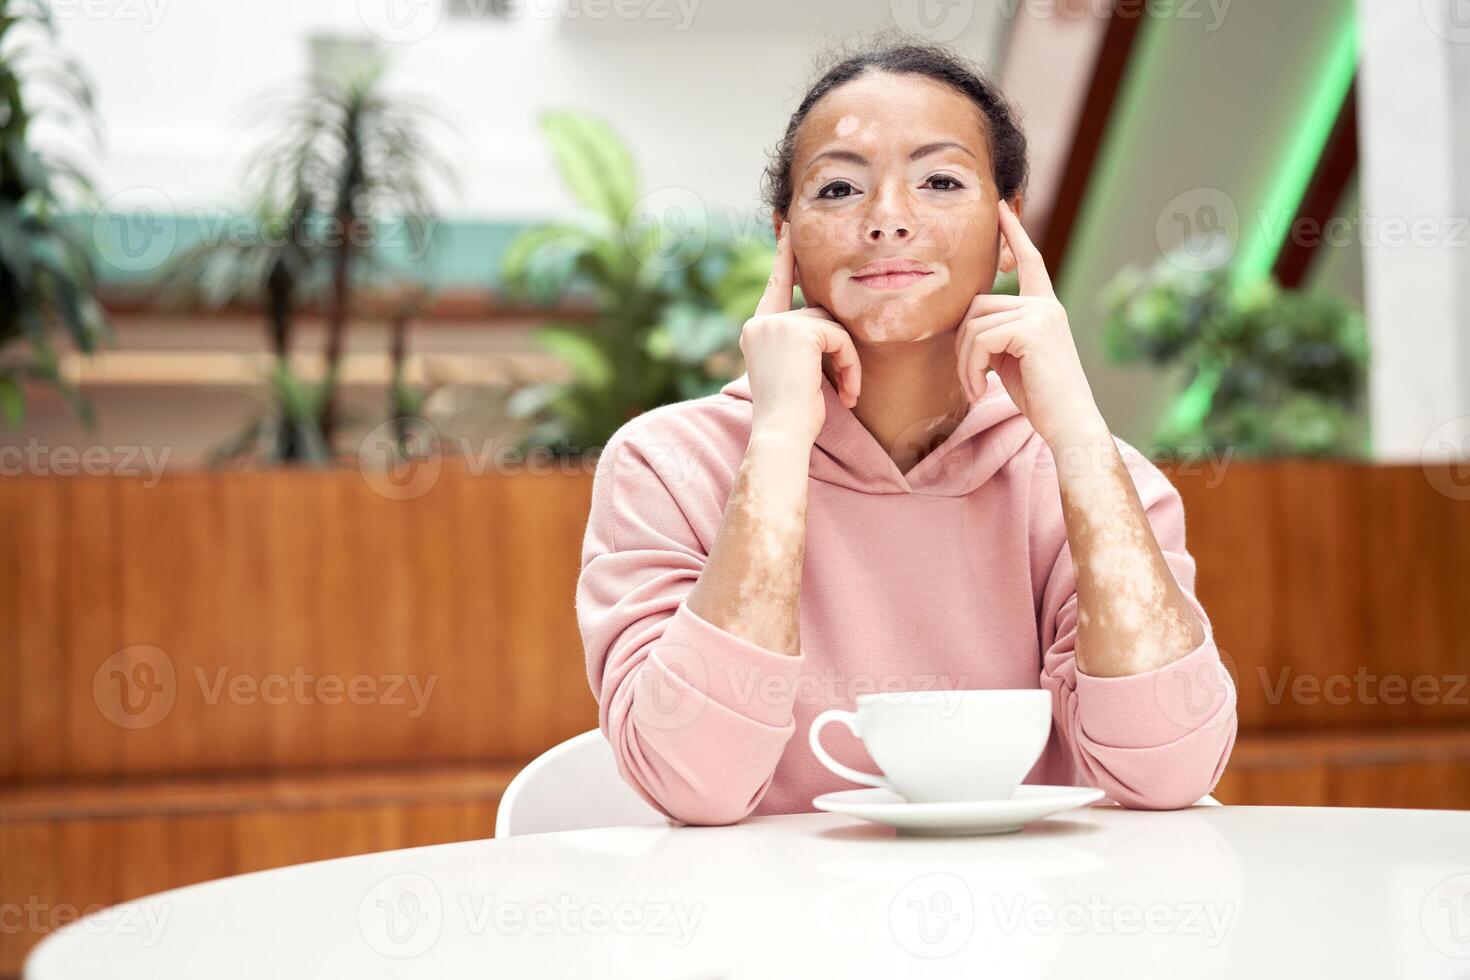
823,330,972,473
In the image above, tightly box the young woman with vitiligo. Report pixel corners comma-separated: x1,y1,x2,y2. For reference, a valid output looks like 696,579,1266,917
577,40,1237,825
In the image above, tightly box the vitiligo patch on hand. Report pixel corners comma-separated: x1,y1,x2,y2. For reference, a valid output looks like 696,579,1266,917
719,468,806,653
1064,449,1201,673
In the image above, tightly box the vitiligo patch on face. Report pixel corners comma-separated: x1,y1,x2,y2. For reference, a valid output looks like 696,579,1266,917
835,114,860,138
829,265,952,343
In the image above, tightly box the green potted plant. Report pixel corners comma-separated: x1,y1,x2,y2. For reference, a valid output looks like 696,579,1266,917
0,0,109,425
161,192,332,463
255,50,454,444
500,111,771,455
161,48,456,463
1100,254,1370,457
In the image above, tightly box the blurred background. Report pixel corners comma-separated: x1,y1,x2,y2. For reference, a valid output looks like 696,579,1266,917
2,0,1469,972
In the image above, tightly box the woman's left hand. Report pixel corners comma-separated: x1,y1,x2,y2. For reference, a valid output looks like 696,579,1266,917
955,199,1108,447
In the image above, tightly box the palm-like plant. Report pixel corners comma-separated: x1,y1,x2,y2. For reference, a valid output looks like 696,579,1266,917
500,111,768,453
251,49,455,445
161,192,329,463
160,50,455,464
0,0,108,425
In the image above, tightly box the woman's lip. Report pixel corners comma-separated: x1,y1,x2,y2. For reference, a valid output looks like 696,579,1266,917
852,271,934,290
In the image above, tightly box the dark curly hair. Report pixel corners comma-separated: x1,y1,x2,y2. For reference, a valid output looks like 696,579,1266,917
760,35,1030,220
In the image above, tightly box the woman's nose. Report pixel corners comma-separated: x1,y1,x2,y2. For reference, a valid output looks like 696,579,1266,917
863,184,915,242
866,222,911,242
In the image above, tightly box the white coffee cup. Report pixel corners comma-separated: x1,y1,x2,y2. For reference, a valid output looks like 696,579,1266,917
808,689,1052,803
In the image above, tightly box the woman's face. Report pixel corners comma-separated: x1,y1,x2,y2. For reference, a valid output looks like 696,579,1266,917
778,71,1020,345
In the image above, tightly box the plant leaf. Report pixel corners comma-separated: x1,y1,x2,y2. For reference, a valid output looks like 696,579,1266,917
538,110,638,225
0,374,25,427
534,323,613,388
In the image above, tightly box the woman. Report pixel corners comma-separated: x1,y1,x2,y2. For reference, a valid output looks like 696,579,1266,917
576,39,1237,826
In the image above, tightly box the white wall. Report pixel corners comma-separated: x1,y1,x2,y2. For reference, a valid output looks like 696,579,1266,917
12,0,1016,465
44,0,1009,222
999,3,1108,236
1355,0,1470,462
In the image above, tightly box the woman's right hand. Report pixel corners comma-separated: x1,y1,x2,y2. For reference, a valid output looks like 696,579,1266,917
740,224,862,446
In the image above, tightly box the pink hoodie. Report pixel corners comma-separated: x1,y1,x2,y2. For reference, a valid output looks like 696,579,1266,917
576,368,1238,825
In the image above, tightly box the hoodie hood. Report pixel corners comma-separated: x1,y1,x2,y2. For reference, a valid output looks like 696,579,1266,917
718,368,1036,497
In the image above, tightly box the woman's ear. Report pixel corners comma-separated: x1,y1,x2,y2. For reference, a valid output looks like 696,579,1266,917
996,196,1024,274
774,213,804,292
998,241,1017,275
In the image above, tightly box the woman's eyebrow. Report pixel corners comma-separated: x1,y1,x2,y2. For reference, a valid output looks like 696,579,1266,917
805,140,976,173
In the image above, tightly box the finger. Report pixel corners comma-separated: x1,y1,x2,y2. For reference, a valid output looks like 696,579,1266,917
957,325,983,403
973,321,1024,363
957,323,975,402
967,308,1028,334
957,320,983,402
998,200,1054,298
966,337,989,405
963,292,1032,318
790,305,836,320
812,320,862,407
754,224,796,317
962,310,1026,400
959,309,1025,369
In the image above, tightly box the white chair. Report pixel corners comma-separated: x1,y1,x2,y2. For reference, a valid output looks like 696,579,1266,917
494,729,673,837
494,729,1224,837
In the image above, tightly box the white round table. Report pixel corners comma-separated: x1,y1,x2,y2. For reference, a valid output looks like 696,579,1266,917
25,805,1470,978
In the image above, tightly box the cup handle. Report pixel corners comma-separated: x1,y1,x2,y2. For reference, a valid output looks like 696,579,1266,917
808,709,897,793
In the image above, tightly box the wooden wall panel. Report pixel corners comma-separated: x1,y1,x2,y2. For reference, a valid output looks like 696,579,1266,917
0,466,600,781
1170,462,1470,730
4,461,1465,979
1215,729,1470,808
2,462,1467,782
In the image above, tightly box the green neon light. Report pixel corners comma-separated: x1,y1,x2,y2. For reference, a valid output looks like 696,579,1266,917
1166,13,1358,435
1057,5,1360,440
1162,361,1222,439
1233,13,1360,285
1055,12,1168,307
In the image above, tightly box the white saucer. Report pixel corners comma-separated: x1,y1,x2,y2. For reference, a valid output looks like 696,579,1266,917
812,784,1106,836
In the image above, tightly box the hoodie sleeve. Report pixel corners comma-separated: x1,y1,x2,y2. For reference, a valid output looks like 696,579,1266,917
1036,442,1238,810
575,427,806,827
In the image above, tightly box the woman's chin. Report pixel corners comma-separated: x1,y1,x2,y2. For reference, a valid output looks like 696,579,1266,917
837,313,954,345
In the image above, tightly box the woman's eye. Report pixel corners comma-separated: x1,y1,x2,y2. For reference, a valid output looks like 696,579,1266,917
816,176,963,198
